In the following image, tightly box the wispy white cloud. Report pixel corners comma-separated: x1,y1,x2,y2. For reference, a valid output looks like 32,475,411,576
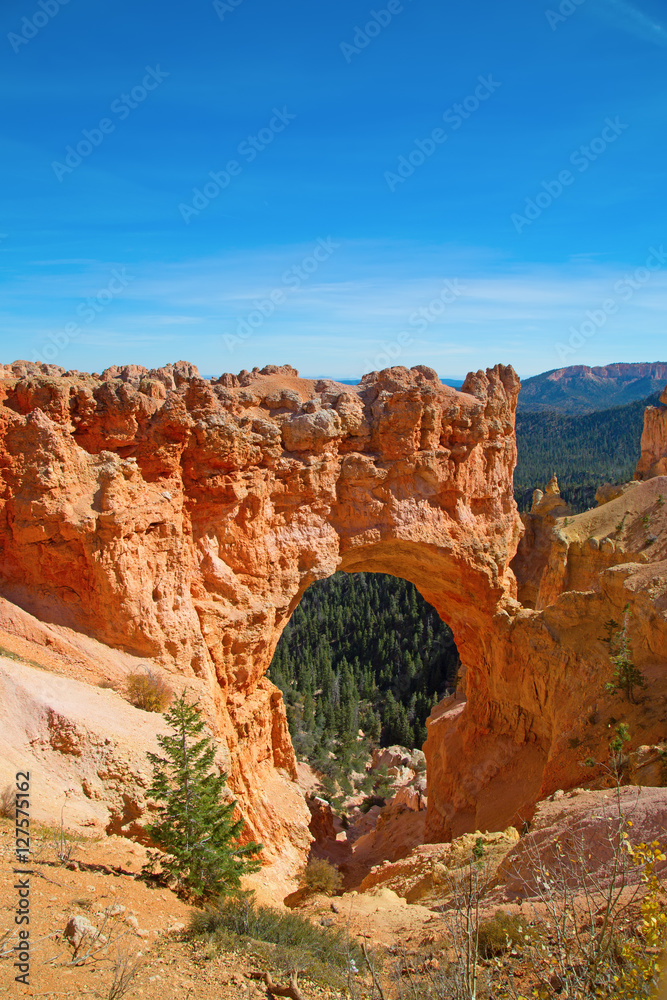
598,0,667,46
1,241,665,379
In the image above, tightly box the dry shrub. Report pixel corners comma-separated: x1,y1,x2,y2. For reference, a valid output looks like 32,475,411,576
359,794,387,813
299,857,343,896
476,909,533,958
126,669,171,712
0,784,15,819
107,940,144,1000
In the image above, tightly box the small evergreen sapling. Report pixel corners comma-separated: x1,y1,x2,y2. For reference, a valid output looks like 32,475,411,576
603,605,646,704
143,690,261,899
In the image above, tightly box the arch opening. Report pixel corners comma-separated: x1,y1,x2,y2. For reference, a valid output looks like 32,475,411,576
269,568,466,884
269,570,462,797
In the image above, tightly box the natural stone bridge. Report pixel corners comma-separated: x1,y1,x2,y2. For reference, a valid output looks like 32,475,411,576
0,360,660,858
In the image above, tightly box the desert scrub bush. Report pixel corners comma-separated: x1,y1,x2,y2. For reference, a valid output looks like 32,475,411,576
614,840,667,997
476,909,534,959
500,844,667,1000
499,785,665,998
389,844,498,1000
126,668,171,712
190,891,362,985
106,940,144,1000
0,783,15,818
299,857,343,896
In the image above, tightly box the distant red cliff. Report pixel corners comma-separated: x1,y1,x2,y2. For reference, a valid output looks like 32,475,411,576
518,361,667,414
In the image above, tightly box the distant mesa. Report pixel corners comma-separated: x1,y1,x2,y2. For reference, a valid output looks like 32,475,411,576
518,361,667,415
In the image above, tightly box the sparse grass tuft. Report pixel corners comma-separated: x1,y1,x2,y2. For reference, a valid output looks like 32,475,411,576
0,645,46,671
106,940,144,1000
190,891,361,985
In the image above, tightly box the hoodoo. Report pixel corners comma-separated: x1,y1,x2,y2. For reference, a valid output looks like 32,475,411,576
635,384,667,480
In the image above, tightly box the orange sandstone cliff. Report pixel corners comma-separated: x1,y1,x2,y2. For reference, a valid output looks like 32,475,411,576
0,360,520,865
0,359,666,869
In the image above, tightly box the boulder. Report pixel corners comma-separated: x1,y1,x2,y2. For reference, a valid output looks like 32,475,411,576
358,827,520,905
628,745,667,787
64,914,107,951
499,787,667,897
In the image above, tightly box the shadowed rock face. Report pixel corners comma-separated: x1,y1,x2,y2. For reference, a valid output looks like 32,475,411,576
0,358,665,857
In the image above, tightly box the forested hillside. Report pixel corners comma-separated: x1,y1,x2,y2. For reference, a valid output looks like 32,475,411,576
268,573,460,789
514,393,658,512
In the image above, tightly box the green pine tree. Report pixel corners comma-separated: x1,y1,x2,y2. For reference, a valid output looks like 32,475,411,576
143,690,262,900
604,605,646,704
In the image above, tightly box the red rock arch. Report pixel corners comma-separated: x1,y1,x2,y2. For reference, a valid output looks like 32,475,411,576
0,360,536,858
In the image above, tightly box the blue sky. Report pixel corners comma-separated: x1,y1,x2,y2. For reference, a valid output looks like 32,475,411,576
1,0,666,380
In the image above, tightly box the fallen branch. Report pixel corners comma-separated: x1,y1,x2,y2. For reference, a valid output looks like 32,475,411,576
32,857,135,878
362,940,387,1000
263,970,306,1000
31,869,63,887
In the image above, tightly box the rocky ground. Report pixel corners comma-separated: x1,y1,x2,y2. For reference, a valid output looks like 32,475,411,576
0,807,454,999
4,775,666,999
0,818,358,999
